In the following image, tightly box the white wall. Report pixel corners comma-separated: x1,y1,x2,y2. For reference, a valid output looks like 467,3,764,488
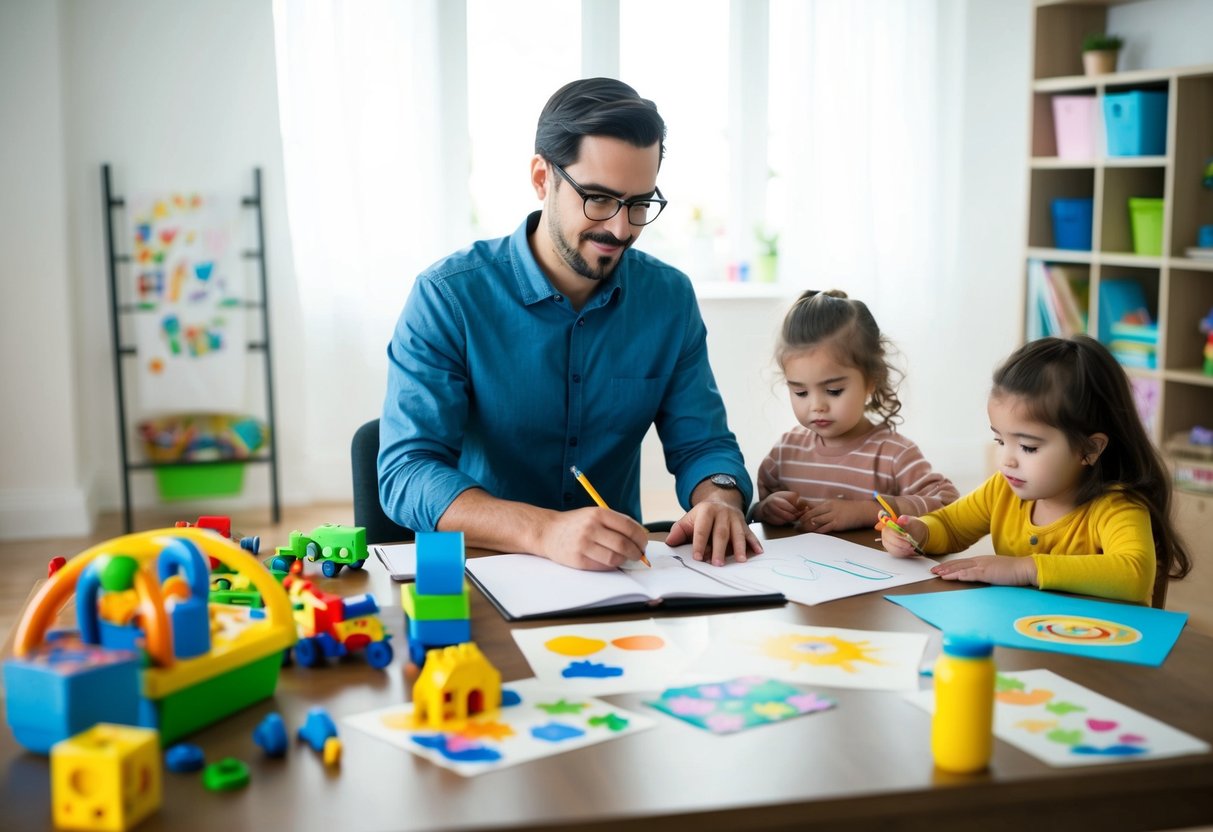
0,0,91,538
0,0,306,538
1108,0,1213,71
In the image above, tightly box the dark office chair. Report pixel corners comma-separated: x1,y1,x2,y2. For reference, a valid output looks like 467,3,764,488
352,418,674,540
351,419,413,545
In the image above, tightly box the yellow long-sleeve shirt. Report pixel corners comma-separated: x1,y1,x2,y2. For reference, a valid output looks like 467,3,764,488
920,473,1156,604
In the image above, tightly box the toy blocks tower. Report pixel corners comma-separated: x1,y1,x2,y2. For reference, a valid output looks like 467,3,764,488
402,532,471,666
51,723,161,831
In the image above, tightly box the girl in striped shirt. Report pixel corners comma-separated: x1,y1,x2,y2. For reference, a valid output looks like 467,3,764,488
752,290,958,532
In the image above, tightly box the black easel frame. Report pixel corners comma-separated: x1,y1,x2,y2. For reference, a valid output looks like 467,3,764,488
102,165,281,532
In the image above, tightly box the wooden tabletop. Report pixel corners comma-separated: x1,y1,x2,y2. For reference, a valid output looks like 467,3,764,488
3,529,1212,832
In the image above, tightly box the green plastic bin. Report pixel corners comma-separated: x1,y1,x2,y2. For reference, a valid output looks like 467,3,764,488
1128,198,1164,256
154,463,246,500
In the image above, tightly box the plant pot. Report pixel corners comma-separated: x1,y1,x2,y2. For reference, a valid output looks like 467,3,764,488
1083,49,1118,76
755,253,778,284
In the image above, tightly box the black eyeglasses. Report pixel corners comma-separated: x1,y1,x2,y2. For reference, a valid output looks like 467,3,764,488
549,161,667,226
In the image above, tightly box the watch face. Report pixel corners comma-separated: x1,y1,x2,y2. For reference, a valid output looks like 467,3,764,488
710,474,738,489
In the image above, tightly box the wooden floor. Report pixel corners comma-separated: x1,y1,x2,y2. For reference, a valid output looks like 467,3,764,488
2,500,1210,649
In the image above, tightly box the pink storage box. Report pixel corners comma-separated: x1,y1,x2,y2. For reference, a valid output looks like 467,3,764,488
1052,95,1099,160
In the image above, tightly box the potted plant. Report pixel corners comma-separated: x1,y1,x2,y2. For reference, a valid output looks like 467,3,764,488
1082,33,1123,76
754,226,779,283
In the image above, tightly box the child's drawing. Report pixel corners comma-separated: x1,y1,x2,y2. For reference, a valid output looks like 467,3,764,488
344,678,653,777
511,618,709,695
683,614,927,691
647,675,835,734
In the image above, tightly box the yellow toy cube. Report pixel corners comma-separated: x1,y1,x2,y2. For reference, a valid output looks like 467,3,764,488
51,723,161,831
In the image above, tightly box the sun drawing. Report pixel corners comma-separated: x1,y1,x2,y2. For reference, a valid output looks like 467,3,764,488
759,633,884,673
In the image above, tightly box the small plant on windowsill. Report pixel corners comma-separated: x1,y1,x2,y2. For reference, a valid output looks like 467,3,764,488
1082,33,1123,76
754,227,779,284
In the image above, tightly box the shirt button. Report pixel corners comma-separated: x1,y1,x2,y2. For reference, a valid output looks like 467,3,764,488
553,295,563,303
1029,535,1039,546
572,374,581,383
577,318,585,327
569,437,578,446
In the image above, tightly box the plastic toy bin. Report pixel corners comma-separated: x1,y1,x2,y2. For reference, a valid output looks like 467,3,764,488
1103,91,1168,156
1051,197,1094,251
1052,96,1098,160
154,463,246,501
1128,198,1164,256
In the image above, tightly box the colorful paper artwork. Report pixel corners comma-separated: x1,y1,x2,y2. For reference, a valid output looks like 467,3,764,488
886,586,1187,666
667,525,938,606
904,669,1209,767
128,192,245,412
646,676,836,734
510,618,709,695
682,615,928,691
343,678,653,776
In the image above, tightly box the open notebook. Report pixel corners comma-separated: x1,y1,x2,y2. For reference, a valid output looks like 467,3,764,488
464,546,784,621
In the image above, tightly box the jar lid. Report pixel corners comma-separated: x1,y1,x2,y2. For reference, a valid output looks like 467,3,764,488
941,633,993,658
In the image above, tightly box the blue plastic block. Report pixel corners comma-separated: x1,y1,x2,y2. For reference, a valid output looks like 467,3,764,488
415,531,466,595
3,637,142,754
165,743,206,773
297,708,337,752
406,616,471,646
342,593,380,620
1104,90,1168,157
254,713,288,757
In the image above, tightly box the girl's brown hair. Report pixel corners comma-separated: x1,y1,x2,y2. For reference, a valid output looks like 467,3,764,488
992,335,1192,597
776,289,902,428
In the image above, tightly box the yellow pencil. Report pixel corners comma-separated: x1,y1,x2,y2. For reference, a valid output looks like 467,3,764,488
571,465,651,567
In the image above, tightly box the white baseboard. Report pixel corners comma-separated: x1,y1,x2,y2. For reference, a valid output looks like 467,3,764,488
0,486,93,541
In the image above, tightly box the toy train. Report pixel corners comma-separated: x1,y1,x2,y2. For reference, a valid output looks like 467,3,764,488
270,524,367,577
284,576,393,669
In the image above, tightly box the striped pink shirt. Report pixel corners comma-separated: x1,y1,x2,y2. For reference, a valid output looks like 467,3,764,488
757,423,958,515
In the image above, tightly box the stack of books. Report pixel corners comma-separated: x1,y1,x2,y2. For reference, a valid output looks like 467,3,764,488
1099,277,1158,370
1026,260,1089,340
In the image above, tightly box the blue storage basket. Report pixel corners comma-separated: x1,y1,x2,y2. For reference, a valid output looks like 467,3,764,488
1103,91,1168,156
1051,197,1094,251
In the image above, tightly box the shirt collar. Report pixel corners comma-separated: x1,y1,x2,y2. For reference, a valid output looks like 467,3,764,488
511,211,624,308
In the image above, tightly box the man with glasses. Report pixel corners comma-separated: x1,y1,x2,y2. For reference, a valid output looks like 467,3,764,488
380,78,761,570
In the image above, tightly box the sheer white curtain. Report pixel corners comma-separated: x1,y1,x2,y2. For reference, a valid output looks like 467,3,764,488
764,0,969,472
271,0,450,483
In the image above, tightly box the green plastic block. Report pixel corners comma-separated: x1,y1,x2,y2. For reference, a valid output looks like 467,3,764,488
401,582,470,621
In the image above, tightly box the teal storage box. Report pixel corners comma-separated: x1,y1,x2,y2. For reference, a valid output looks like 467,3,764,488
1051,197,1093,251
1103,91,1168,156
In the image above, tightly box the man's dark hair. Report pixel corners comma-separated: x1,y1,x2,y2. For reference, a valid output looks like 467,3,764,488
534,77,666,167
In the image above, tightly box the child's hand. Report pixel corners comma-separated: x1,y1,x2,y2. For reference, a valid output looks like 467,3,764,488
803,498,875,533
881,515,928,557
931,555,1038,587
753,491,805,526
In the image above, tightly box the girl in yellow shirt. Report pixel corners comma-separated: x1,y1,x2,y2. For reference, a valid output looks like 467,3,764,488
882,335,1191,606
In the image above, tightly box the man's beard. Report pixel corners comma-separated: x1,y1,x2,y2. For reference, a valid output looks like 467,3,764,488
549,211,633,282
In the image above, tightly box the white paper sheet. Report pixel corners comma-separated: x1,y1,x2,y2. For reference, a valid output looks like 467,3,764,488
373,542,416,580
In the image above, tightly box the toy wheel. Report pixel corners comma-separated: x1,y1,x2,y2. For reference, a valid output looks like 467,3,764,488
321,560,342,578
214,578,232,590
348,559,366,571
240,536,260,555
307,541,322,561
295,637,324,668
270,556,293,572
365,641,393,669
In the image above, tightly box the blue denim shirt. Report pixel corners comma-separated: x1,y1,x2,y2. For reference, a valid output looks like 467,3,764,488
379,212,750,531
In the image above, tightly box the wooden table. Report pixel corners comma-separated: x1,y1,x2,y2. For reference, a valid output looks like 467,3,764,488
3,530,1212,832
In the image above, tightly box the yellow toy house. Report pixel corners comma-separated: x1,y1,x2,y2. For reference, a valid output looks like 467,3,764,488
411,642,501,729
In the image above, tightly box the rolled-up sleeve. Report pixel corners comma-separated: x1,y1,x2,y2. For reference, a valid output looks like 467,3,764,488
379,276,481,531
